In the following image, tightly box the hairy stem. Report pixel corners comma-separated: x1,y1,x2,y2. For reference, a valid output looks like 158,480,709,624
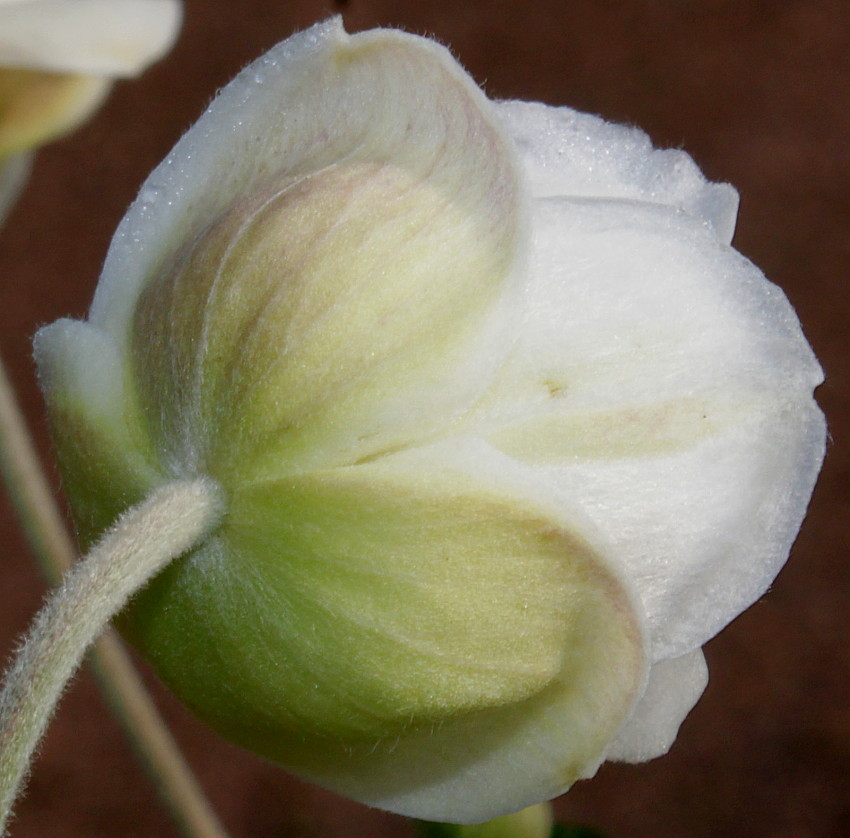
0,475,224,836
0,356,230,838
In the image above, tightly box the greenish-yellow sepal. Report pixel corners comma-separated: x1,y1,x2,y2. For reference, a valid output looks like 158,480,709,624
120,21,525,482
121,442,644,821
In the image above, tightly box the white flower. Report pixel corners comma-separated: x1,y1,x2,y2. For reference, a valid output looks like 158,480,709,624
0,0,182,217
34,19,825,824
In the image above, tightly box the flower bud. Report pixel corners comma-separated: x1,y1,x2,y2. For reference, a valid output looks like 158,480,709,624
34,18,824,825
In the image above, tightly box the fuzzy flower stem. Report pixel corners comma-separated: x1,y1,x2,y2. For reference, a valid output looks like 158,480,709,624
0,356,230,838
0,410,224,837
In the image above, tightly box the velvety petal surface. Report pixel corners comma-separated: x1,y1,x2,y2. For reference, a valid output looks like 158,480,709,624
496,100,739,243
455,197,825,659
101,20,525,479
120,442,645,822
606,649,708,762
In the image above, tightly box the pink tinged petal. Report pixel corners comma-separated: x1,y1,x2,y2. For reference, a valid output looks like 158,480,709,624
105,19,524,479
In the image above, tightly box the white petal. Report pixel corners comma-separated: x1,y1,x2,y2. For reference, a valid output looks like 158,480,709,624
0,0,181,76
496,100,739,243
606,649,708,763
460,197,825,660
0,69,111,157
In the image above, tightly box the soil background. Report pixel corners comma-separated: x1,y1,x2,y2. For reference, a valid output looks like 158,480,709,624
1,1,848,836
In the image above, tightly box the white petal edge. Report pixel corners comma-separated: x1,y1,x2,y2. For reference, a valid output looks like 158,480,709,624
34,318,128,429
0,0,182,76
496,99,740,243
606,648,708,763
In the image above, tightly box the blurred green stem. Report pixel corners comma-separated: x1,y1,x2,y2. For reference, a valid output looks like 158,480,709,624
416,802,554,838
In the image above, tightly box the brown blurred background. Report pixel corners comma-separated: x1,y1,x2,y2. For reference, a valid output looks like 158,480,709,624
1,1,848,835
